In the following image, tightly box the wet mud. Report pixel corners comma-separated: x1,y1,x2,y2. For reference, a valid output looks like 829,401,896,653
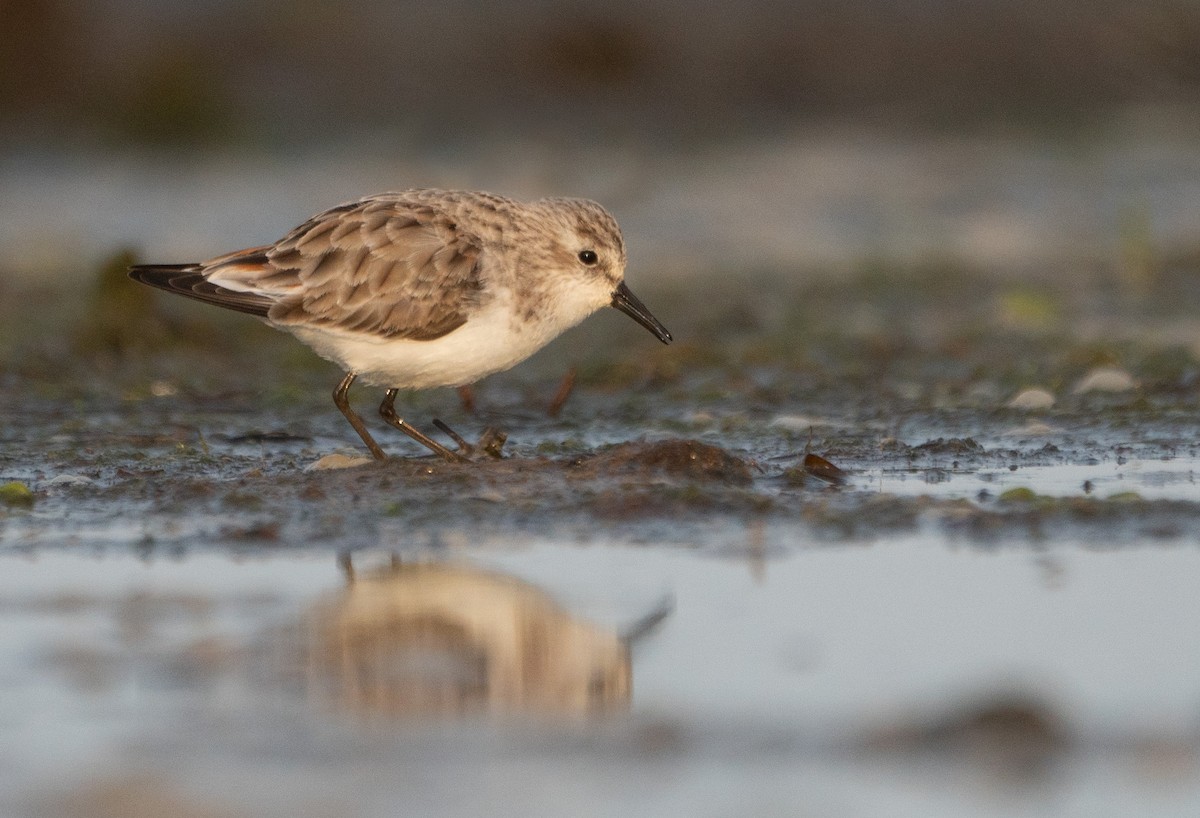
5,252,1200,552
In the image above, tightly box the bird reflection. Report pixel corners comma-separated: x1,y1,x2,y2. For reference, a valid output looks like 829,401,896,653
303,557,634,718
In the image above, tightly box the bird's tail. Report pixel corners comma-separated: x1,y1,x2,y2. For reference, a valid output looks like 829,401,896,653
128,249,275,317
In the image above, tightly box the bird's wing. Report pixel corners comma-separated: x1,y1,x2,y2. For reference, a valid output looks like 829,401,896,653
202,195,486,340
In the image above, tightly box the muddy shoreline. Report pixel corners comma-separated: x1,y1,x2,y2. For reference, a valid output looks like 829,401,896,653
5,254,1200,553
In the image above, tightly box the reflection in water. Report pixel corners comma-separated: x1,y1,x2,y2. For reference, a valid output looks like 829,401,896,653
303,558,632,718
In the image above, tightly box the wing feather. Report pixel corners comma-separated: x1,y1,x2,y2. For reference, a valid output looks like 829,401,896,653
131,193,488,341
263,195,485,339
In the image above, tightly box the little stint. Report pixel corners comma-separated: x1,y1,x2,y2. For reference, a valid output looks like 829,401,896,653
130,189,672,461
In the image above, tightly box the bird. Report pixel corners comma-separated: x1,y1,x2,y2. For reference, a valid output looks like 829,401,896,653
129,189,673,462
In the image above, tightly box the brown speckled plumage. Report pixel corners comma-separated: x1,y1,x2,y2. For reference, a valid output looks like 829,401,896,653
129,188,669,462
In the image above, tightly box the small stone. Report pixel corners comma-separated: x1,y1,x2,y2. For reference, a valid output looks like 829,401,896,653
306,453,374,471
769,415,824,432
45,474,94,487
998,487,1039,503
1073,367,1135,394
0,481,34,508
1006,388,1055,410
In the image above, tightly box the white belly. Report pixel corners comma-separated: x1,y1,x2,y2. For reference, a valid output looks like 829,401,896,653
281,298,571,389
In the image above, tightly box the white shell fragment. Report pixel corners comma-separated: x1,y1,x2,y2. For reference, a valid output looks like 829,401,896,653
1072,367,1136,394
306,453,375,471
1006,388,1055,410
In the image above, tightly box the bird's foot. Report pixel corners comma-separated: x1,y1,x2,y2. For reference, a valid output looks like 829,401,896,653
432,418,507,460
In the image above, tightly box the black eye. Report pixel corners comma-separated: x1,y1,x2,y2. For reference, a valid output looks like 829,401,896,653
578,249,598,266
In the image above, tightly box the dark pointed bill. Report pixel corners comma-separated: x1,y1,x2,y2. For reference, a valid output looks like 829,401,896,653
611,281,673,344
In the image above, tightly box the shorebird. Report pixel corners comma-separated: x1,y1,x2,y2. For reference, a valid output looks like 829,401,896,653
130,189,672,462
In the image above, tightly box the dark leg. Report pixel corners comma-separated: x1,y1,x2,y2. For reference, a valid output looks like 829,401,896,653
457,384,476,414
432,418,474,456
547,367,577,418
333,372,387,461
337,550,356,583
379,389,467,463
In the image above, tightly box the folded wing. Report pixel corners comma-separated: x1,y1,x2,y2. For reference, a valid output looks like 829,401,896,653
131,194,486,341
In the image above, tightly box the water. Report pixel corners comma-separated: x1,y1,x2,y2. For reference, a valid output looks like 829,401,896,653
2,537,1198,817
871,458,1200,502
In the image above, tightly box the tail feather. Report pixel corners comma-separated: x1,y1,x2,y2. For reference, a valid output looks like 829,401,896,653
129,263,274,317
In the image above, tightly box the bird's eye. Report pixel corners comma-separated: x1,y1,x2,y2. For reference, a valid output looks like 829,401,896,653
578,249,598,266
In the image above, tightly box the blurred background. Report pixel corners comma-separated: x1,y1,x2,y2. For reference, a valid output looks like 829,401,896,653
6,0,1200,147
4,0,1200,284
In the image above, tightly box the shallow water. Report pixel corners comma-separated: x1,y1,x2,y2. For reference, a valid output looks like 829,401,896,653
3,538,1198,817
871,457,1200,502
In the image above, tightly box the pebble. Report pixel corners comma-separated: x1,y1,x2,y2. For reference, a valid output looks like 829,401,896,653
1006,388,1055,410
306,453,374,471
1073,367,1135,394
45,474,94,486
768,414,825,432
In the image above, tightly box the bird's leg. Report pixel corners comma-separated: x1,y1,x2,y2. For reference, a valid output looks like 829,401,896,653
333,372,387,461
379,389,468,463
435,418,505,459
337,550,356,583
456,385,476,414
546,367,577,418
432,418,474,456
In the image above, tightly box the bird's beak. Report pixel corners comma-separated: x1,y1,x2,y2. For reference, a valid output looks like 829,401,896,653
611,281,673,344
